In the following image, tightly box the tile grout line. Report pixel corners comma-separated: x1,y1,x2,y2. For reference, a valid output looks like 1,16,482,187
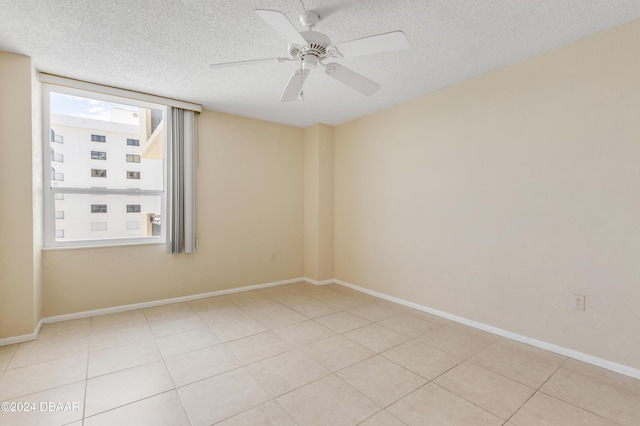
535,362,631,425
430,382,508,422
501,357,566,424
81,319,93,425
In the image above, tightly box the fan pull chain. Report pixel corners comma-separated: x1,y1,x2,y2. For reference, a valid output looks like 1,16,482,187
298,60,304,100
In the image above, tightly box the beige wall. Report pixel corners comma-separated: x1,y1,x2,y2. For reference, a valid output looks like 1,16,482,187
303,123,334,281
0,52,40,338
42,110,304,316
334,20,640,369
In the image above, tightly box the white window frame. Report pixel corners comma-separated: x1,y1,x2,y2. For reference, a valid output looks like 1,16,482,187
42,83,168,249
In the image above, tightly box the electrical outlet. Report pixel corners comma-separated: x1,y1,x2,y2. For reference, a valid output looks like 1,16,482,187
572,294,586,311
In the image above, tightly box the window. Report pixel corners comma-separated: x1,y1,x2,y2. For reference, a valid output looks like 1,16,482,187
91,204,107,213
51,148,64,163
91,222,108,231
126,221,141,230
51,129,64,144
44,82,168,247
51,168,64,182
91,151,107,160
55,211,64,219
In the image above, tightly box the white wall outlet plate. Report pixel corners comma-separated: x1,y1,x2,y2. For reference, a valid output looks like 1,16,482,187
572,294,586,311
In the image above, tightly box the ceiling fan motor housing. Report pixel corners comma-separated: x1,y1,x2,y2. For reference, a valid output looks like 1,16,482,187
288,30,331,69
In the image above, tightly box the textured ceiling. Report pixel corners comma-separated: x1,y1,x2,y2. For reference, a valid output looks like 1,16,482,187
1,1,639,127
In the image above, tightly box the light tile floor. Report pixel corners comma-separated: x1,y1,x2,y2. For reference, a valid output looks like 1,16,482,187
0,281,639,425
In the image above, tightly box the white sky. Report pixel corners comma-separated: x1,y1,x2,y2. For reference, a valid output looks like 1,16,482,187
50,92,138,122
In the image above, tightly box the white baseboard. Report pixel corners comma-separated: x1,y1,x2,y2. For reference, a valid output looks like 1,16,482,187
42,277,307,324
303,277,335,286
0,319,44,346
334,279,640,380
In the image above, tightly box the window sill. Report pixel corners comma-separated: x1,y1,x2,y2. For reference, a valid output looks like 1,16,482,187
42,239,164,251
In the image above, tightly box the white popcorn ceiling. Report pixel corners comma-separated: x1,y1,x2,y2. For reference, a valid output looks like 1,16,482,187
1,0,639,127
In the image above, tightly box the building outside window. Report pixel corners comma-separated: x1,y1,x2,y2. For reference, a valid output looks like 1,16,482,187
51,148,64,163
51,129,64,144
91,204,107,213
91,222,108,231
126,138,139,146
91,168,107,178
91,134,106,142
126,171,141,179
126,154,140,163
126,204,141,213
91,151,107,160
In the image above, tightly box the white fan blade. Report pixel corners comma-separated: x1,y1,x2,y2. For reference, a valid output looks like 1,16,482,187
210,57,291,69
323,63,380,96
332,31,409,58
256,9,308,46
281,69,310,102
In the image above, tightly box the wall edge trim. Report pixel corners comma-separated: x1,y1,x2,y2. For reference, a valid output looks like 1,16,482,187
303,277,335,286
333,279,640,380
0,319,43,346
38,277,306,326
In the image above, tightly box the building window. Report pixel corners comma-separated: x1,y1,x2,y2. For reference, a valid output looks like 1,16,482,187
51,129,64,144
126,204,141,213
126,221,141,230
44,83,167,248
51,167,64,182
91,204,107,213
91,168,107,178
91,222,108,231
91,151,107,160
55,230,64,238
55,211,64,219
51,148,64,163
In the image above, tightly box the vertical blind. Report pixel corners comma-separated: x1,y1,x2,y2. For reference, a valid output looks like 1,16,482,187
168,108,198,253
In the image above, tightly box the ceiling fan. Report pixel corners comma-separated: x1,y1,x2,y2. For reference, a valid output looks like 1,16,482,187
210,9,409,101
